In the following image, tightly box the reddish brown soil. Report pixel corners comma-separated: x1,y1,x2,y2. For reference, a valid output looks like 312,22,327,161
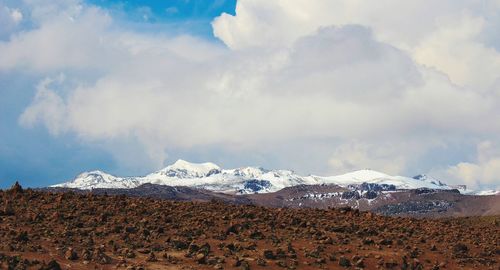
0,184,499,270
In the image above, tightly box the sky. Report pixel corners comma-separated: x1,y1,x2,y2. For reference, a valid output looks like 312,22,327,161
0,0,500,190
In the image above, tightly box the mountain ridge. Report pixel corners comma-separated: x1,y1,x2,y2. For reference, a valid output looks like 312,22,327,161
52,159,497,195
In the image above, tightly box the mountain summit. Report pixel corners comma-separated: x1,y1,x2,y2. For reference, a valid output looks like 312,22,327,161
153,159,221,178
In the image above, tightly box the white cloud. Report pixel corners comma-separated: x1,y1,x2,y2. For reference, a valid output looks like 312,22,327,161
19,75,67,135
213,0,466,50
328,142,408,175
434,141,500,189
1,0,499,189
413,14,500,90
0,6,113,71
213,0,500,91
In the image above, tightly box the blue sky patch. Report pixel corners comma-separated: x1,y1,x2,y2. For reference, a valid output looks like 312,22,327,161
88,0,236,37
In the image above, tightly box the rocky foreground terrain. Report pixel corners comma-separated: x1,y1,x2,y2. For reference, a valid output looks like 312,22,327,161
1,183,499,269
45,183,500,218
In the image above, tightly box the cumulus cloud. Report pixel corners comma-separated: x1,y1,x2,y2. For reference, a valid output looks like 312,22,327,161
328,142,408,175
0,6,115,71
2,0,500,188
213,0,500,90
19,75,67,135
413,14,500,90
434,141,500,189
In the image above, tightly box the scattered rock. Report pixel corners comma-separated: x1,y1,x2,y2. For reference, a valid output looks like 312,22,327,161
39,260,61,270
263,249,276,260
146,252,157,262
196,253,206,264
338,256,351,267
65,248,78,260
453,243,469,256
0,187,497,270
9,181,23,194
355,257,365,268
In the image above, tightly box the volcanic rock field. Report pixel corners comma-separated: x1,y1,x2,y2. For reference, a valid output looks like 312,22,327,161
0,183,499,269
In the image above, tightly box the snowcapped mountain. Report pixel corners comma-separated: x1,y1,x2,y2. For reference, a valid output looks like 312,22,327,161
150,160,222,178
310,170,451,190
53,160,316,194
412,174,448,188
52,160,477,194
54,171,141,190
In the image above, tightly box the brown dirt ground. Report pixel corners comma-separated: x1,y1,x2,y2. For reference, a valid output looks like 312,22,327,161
0,184,499,269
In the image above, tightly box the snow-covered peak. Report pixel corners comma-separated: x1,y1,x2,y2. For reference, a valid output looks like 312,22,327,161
153,159,221,178
413,174,448,187
140,163,310,194
170,159,220,171
230,166,268,177
52,170,140,189
74,170,118,183
316,169,451,190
